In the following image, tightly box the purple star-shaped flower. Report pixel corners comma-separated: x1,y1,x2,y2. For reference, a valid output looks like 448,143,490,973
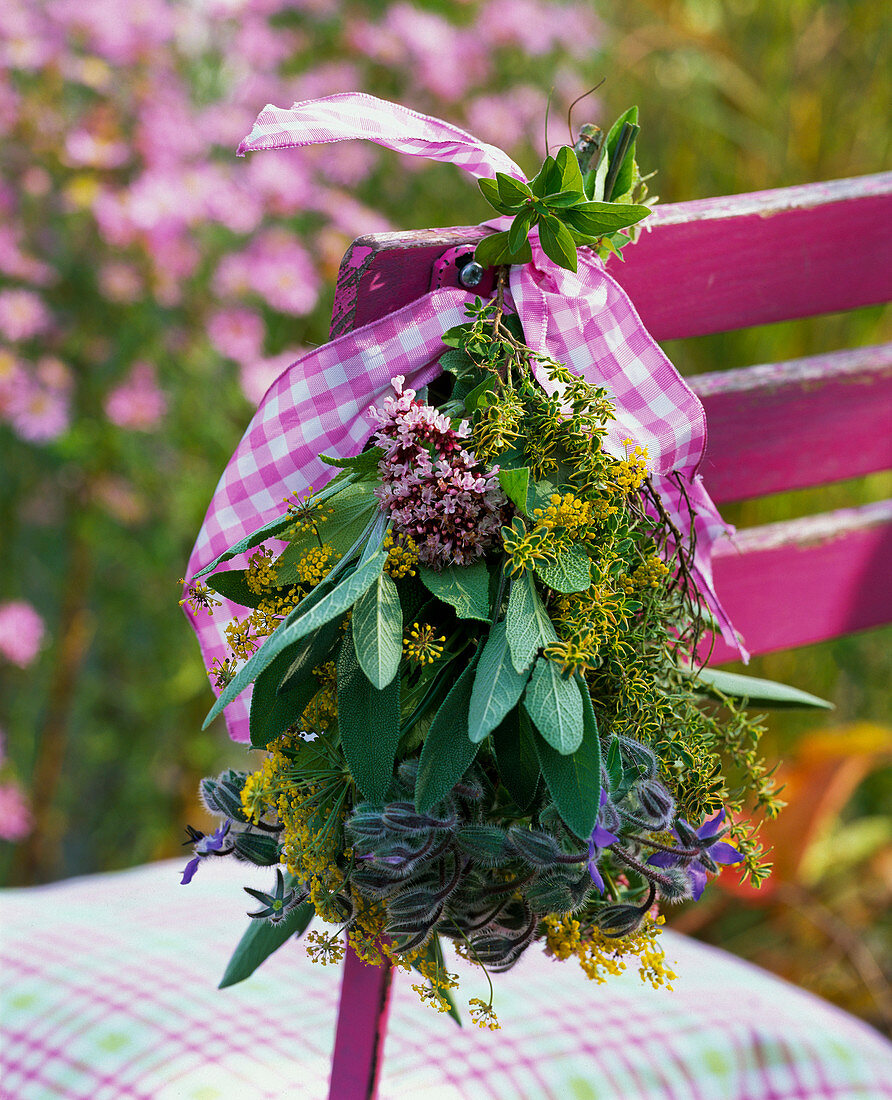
587,790,619,893
180,820,231,884
647,808,742,901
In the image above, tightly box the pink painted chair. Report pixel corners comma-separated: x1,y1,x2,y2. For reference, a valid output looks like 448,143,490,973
325,170,892,1097
2,173,891,1099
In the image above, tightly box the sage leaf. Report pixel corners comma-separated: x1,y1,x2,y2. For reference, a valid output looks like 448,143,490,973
604,107,639,201
415,655,481,814
276,482,378,583
418,561,491,621
523,656,583,754
250,645,318,748
536,545,591,594
352,572,403,689
497,466,530,514
534,678,602,838
203,551,386,729
468,621,531,743
492,706,540,812
337,631,401,804
505,570,558,674
687,667,833,710
277,614,343,695
219,893,313,989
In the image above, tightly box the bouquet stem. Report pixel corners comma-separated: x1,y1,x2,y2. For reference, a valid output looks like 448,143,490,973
329,946,395,1100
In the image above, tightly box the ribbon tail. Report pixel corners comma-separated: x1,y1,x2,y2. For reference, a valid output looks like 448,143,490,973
183,287,474,741
651,472,749,661
237,92,525,182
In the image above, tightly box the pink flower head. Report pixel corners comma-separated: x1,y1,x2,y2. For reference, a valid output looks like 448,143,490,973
105,362,167,431
0,289,51,342
370,378,508,568
0,780,33,842
208,307,265,364
8,364,71,443
0,601,45,667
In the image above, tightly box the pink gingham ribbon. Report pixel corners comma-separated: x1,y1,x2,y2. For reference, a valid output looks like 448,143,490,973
185,93,742,742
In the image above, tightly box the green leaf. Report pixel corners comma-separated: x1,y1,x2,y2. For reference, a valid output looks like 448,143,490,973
351,572,403,689
605,735,624,791
478,176,513,215
604,107,639,200
492,706,540,812
417,561,491,621
508,207,536,255
538,215,578,272
415,655,481,814
529,155,559,198
337,630,401,803
439,348,476,378
687,667,834,710
585,145,611,202
194,513,295,579
534,677,602,838
463,375,497,413
276,483,379,583
496,172,533,207
319,447,383,474
536,544,591,594
203,552,386,729
206,569,268,609
559,201,650,238
468,621,532,743
497,466,530,514
554,145,585,194
523,656,583,754
542,189,585,208
505,570,558,674
219,895,313,989
277,613,343,695
474,230,532,268
250,645,319,748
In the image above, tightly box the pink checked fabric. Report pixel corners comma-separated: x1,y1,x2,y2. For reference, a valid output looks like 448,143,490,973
3,859,892,1099
185,93,741,742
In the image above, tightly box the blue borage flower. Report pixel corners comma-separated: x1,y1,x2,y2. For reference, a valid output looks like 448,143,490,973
647,809,743,901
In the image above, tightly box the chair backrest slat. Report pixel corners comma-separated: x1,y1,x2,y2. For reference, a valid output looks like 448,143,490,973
709,500,892,661
616,173,892,339
693,344,892,503
333,173,892,341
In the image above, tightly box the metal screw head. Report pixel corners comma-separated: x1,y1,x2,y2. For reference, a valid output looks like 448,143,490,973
458,261,484,288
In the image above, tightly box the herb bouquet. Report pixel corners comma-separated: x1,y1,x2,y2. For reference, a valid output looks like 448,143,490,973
180,94,825,1029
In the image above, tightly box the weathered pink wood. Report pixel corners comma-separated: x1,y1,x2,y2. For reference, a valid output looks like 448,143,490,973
333,173,892,340
328,948,394,1100
691,345,892,503
707,500,892,663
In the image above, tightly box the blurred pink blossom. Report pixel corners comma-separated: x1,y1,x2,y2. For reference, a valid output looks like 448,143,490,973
0,227,53,285
64,128,130,169
8,368,71,442
0,601,45,667
99,261,143,304
239,348,300,405
0,289,51,342
47,0,174,65
105,362,167,430
208,307,265,363
215,230,319,315
465,86,548,151
479,0,601,59
0,780,32,842
0,349,27,417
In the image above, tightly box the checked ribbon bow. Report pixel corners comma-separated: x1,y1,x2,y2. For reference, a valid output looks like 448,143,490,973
183,93,743,743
